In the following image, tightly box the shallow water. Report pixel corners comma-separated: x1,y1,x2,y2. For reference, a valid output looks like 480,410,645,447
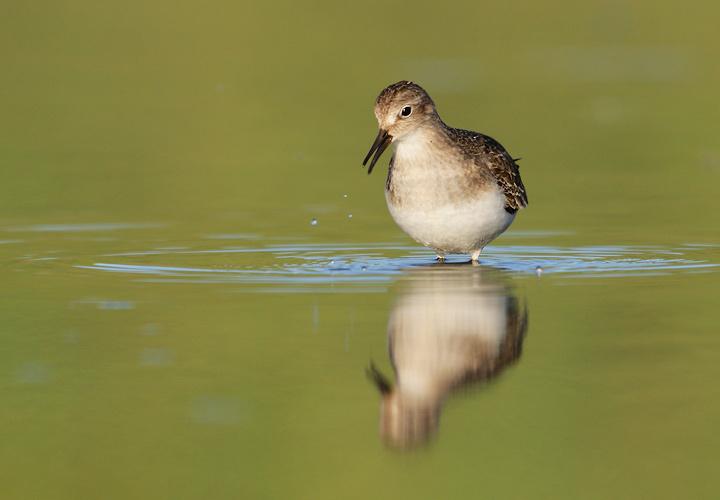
3,0,720,498
4,225,720,498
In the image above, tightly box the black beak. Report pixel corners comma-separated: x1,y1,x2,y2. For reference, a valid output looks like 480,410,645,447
362,129,392,174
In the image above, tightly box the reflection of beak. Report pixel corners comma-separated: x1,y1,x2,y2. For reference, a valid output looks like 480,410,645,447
366,361,392,394
362,128,392,174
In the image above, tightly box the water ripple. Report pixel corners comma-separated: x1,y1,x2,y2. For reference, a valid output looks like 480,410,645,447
75,243,719,288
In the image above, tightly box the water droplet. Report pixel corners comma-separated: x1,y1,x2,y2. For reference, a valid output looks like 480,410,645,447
348,214,353,218
361,266,367,271
343,194,348,198
535,266,543,276
310,219,317,226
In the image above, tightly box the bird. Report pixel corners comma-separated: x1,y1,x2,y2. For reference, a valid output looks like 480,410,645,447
362,81,528,262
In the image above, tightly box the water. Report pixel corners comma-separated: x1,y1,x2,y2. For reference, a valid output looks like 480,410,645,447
4,227,719,498
3,1,720,498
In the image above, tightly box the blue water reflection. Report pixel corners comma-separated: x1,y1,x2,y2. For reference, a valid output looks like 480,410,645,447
77,243,719,286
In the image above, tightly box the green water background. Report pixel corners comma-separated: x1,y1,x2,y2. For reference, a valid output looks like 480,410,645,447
2,1,719,498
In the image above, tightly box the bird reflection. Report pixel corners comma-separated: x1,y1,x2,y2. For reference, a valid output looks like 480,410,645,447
368,264,528,450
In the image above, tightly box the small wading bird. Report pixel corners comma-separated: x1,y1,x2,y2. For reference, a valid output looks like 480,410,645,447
363,81,528,262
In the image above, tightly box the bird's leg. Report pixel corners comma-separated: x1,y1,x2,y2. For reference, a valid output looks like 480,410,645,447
471,249,482,262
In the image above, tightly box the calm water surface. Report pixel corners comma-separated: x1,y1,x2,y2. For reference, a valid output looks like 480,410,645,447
3,1,720,499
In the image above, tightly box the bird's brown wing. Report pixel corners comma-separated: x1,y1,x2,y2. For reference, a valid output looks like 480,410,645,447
451,128,528,214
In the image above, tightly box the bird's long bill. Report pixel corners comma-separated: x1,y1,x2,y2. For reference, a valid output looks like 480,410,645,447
362,129,392,174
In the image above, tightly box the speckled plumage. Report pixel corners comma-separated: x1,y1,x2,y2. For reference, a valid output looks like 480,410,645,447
443,127,528,213
363,81,529,261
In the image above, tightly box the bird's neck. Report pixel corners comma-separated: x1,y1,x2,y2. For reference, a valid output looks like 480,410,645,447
392,123,454,169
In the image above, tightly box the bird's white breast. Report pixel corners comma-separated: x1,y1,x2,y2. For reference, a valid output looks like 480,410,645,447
386,134,515,255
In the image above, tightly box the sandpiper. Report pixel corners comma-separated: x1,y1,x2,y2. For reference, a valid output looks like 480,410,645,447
363,81,528,262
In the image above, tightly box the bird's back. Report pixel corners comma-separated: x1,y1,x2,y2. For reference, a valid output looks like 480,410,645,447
445,127,528,214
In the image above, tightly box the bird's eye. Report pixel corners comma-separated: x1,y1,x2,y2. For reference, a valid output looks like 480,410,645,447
400,106,412,117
